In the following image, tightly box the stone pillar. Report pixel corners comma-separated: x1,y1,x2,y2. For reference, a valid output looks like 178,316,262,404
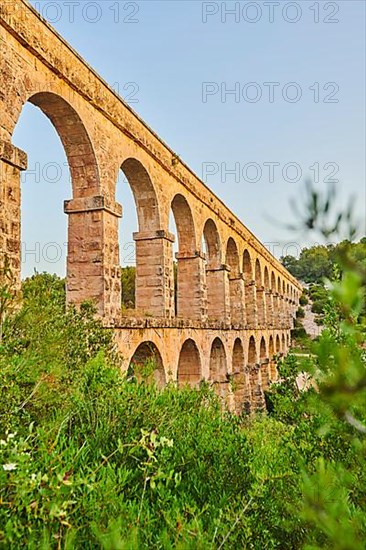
248,363,266,411
229,273,246,325
175,250,207,321
244,280,257,328
265,290,274,327
64,195,122,322
0,140,27,288
256,287,267,327
206,264,231,323
133,230,174,318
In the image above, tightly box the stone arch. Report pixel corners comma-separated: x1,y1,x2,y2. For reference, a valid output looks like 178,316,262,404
277,276,281,294
203,219,221,267
259,336,269,390
268,335,276,382
170,194,203,319
226,238,244,324
226,237,240,276
128,341,166,388
171,194,196,252
232,338,245,373
243,249,256,328
260,336,267,360
255,259,266,326
255,259,263,287
209,337,227,382
10,91,117,316
276,334,281,353
15,92,100,199
264,266,270,288
121,158,160,232
243,249,253,280
271,271,276,290
177,339,201,388
203,220,228,320
248,335,257,365
232,338,250,414
281,334,286,352
120,158,170,317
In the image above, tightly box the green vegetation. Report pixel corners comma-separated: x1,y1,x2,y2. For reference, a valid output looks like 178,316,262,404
281,238,366,284
1,183,365,548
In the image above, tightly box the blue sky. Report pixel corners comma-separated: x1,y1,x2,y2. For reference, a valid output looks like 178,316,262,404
13,0,365,277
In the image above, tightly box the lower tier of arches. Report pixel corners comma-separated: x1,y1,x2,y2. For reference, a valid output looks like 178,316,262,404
113,326,291,414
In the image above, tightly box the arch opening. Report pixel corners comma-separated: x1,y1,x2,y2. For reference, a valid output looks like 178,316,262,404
128,341,166,388
11,92,104,312
177,339,201,388
226,238,243,324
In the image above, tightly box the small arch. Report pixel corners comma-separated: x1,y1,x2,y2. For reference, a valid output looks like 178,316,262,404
232,338,245,373
203,219,221,267
128,341,165,388
260,337,267,360
277,276,281,294
271,271,276,291
226,238,240,277
177,339,201,388
171,194,196,252
275,334,281,353
282,280,286,294
269,336,274,357
209,337,227,382
255,259,263,287
121,158,160,232
243,249,253,280
248,336,257,364
264,266,270,288
281,334,286,352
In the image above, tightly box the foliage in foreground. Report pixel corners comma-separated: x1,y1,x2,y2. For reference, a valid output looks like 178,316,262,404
0,181,365,548
0,267,364,549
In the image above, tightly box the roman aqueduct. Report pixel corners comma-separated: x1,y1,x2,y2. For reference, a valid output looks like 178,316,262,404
0,0,302,412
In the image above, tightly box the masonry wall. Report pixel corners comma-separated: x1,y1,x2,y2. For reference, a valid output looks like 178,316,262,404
0,0,302,412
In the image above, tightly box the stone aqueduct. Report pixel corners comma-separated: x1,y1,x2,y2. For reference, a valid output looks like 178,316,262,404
1,1,302,411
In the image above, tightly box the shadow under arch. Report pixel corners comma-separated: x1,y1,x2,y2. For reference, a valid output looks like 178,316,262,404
128,341,166,388
209,337,228,401
232,337,250,414
177,338,201,388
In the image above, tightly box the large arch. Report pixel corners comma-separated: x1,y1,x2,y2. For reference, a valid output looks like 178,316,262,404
248,335,257,365
177,339,201,388
203,220,228,320
10,92,120,317
171,194,203,319
226,238,244,324
120,158,172,317
128,341,166,388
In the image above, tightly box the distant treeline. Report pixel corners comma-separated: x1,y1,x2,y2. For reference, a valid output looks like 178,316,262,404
280,238,366,284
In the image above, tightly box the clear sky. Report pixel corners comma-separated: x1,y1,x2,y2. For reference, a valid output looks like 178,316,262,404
13,0,365,277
